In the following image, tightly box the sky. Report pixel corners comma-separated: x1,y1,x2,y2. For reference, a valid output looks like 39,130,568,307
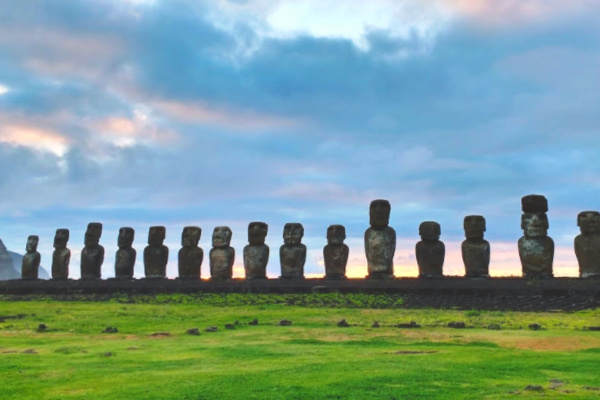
1,0,599,279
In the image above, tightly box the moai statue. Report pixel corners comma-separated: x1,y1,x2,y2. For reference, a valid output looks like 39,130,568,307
574,211,600,279
518,195,554,279
51,229,70,280
280,223,306,279
324,225,349,280
178,226,203,279
81,222,104,279
22,235,41,280
144,226,168,279
115,227,136,279
244,222,269,280
365,199,396,279
462,216,490,278
416,221,445,278
210,226,235,280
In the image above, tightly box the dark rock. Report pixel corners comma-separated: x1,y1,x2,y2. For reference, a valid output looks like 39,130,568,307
225,324,235,330
205,326,218,332
487,324,501,330
395,321,420,328
244,222,269,279
280,223,306,279
337,319,350,327
210,227,234,280
186,328,200,336
365,200,396,279
524,385,544,391
447,321,466,329
371,321,380,328
102,326,118,333
150,332,170,337
279,319,292,326
102,352,114,357
324,225,349,280
115,227,136,279
37,324,48,332
178,226,203,279
248,319,258,325
586,326,600,331
144,226,168,279
528,323,542,330
584,387,600,391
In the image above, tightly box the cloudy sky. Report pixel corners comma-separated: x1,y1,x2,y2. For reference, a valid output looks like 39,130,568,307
1,0,599,279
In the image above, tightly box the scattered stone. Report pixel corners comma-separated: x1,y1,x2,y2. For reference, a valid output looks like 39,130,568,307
102,326,118,333
395,321,420,328
528,323,542,330
22,349,38,354
102,352,114,357
337,319,350,327
248,319,258,325
279,320,292,326
447,321,466,329
586,326,600,331
524,385,544,391
37,324,48,332
150,332,170,337
584,386,600,391
205,326,218,332
487,324,501,330
371,321,380,328
225,324,235,330
186,328,200,336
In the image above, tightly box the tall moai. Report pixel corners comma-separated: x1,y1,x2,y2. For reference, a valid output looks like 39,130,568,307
178,226,203,279
518,195,554,279
323,224,349,280
574,211,600,279
21,235,41,280
280,223,306,279
115,227,136,279
244,222,269,280
51,229,71,280
209,226,235,280
144,226,168,279
416,221,445,278
81,222,104,280
462,216,490,278
365,199,396,279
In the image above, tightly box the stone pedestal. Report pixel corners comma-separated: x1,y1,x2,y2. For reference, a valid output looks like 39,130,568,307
575,211,600,279
519,195,554,279
21,235,40,280
280,223,306,279
115,227,136,279
324,225,348,279
462,216,490,278
81,222,104,280
210,226,234,280
416,221,445,278
365,200,396,279
144,226,168,279
51,229,70,280
244,222,269,280
178,226,203,279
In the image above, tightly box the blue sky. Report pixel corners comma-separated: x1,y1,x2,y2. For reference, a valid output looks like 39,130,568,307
1,0,599,278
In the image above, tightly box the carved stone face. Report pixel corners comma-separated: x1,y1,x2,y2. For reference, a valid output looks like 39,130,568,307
578,211,600,234
248,222,268,245
182,226,201,247
464,216,486,239
118,227,135,248
419,222,440,241
212,226,232,247
148,226,166,246
84,223,102,246
283,223,304,245
369,199,391,229
327,225,346,245
521,213,548,237
26,235,39,252
54,229,69,249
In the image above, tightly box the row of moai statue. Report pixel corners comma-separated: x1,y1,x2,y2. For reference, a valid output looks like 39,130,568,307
19,195,600,280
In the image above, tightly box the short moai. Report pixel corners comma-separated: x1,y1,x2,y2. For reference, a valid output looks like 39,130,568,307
81,222,104,279
323,225,349,280
280,223,306,279
416,221,445,278
115,227,136,279
462,216,490,278
178,226,203,279
518,195,554,279
244,222,269,280
575,211,600,279
144,226,168,278
209,226,235,280
365,199,396,279
21,235,41,280
51,229,71,280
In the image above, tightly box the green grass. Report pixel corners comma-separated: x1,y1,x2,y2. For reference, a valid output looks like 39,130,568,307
1,295,600,399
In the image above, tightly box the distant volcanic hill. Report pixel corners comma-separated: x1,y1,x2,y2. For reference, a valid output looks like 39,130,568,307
0,238,50,280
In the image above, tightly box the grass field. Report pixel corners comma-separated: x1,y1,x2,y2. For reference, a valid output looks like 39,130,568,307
1,294,599,399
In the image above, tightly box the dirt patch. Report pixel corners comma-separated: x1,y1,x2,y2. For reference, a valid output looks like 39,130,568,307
479,335,600,351
392,350,439,355
150,332,171,337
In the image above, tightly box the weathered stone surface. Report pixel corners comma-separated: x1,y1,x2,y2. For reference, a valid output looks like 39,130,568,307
462,216,490,278
519,195,554,279
280,223,306,279
416,221,444,278
81,222,104,280
365,199,396,279
115,227,136,279
210,226,234,280
178,226,203,279
324,225,349,280
51,229,70,280
575,211,600,279
144,226,168,279
244,222,269,280
21,235,40,280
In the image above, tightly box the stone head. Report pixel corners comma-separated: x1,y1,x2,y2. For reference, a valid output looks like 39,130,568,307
464,215,486,239
327,225,346,245
283,223,304,245
419,221,441,241
148,226,166,246
577,211,600,234
521,213,549,237
521,194,548,213
248,222,268,245
26,235,39,253
182,226,201,247
84,222,102,246
212,226,232,247
53,229,69,249
118,227,135,248
369,199,391,229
